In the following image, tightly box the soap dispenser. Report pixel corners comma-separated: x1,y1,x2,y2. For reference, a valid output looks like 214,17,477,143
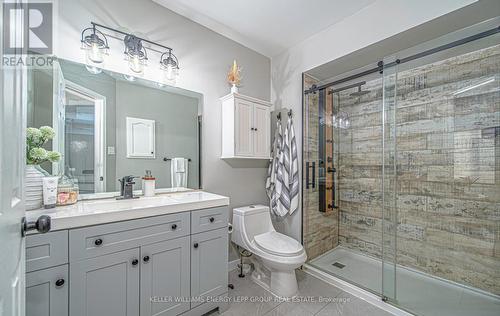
142,170,156,197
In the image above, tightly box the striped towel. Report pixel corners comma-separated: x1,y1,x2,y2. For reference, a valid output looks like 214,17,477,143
267,120,283,217
266,120,281,199
287,116,299,214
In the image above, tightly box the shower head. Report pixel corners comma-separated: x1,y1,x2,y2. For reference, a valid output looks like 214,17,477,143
350,85,370,97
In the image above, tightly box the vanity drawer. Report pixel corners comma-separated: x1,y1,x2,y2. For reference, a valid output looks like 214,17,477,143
191,207,229,234
26,230,68,273
69,212,190,262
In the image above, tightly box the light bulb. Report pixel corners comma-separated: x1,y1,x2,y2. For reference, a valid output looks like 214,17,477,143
165,64,175,80
128,55,144,74
87,42,104,63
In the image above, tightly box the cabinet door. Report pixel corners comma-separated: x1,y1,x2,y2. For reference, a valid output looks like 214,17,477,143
140,237,190,316
253,104,270,158
234,99,254,156
26,265,68,316
191,228,228,308
70,248,140,316
126,117,156,158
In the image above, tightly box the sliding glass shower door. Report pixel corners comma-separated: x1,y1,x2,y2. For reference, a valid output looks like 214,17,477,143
380,22,500,315
303,18,500,316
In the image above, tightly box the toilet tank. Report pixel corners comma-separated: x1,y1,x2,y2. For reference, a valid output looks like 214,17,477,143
232,205,274,248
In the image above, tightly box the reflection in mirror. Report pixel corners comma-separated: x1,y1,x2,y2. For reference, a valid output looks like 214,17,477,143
27,58,202,198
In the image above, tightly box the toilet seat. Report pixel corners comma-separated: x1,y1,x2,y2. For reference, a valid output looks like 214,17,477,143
254,231,304,257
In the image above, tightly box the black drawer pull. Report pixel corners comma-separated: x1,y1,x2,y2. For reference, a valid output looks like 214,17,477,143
94,238,103,246
193,243,199,249
55,279,65,287
143,256,150,263
209,217,215,223
171,223,177,230
131,259,139,266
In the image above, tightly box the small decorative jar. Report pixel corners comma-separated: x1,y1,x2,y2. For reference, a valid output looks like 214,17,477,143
57,177,79,206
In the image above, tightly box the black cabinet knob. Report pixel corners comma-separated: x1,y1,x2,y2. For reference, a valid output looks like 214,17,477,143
254,128,258,131
193,243,199,248
171,224,177,230
143,256,150,263
55,279,65,287
94,238,103,246
22,215,51,236
131,259,139,266
209,217,215,223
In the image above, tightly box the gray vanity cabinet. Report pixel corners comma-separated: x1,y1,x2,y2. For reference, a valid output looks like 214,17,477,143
140,236,191,316
26,206,229,316
26,265,68,316
69,248,140,316
190,227,228,308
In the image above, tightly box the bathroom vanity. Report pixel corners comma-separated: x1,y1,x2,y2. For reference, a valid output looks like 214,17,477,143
25,191,230,316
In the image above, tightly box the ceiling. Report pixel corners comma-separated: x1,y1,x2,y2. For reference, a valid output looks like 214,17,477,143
153,0,376,57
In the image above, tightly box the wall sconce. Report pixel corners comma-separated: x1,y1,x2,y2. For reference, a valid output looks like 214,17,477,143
81,22,180,84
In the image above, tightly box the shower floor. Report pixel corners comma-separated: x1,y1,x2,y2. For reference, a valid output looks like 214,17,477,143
309,247,500,316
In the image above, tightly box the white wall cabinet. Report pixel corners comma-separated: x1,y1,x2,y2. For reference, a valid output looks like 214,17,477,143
221,93,271,159
126,117,156,159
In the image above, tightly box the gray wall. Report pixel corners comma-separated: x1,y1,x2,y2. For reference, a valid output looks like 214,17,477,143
115,80,199,190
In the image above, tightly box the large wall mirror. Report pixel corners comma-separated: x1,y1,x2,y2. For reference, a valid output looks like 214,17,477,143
27,58,202,197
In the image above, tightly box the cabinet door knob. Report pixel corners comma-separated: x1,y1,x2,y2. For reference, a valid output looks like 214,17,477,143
171,223,177,230
55,279,65,287
250,127,255,131
209,217,215,223
131,259,139,266
143,255,150,263
94,238,103,246
254,128,258,131
193,243,199,249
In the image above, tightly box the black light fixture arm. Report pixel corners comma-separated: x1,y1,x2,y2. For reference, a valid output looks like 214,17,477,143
90,22,173,52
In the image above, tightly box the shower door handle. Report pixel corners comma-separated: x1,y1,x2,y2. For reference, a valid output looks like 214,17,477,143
305,161,315,189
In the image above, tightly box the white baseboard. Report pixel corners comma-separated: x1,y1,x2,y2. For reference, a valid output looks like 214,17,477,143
228,259,240,271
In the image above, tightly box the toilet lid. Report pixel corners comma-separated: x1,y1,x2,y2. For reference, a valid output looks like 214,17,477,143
254,231,303,257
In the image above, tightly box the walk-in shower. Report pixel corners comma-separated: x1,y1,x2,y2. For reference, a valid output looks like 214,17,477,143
302,19,500,316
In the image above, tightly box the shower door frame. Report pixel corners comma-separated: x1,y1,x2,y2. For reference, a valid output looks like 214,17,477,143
301,21,500,309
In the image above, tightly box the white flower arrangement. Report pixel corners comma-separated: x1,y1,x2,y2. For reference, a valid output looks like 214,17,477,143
26,126,61,165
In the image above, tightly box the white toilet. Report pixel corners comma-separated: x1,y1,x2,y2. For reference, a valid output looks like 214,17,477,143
232,205,307,298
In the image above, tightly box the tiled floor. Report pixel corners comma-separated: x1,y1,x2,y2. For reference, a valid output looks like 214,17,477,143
216,269,393,316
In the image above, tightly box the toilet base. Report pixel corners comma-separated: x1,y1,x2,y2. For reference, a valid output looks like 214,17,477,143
250,257,299,298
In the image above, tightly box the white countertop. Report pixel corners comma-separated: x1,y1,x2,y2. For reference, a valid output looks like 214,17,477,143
26,190,230,231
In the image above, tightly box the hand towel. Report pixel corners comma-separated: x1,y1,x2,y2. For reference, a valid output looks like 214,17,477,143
171,157,188,187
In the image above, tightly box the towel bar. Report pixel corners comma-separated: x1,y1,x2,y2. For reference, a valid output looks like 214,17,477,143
163,158,192,162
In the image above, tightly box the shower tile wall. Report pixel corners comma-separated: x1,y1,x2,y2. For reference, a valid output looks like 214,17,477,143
303,74,339,260
336,44,500,295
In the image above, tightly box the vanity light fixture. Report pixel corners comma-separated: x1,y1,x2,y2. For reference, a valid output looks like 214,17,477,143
160,50,179,82
80,22,180,84
124,35,147,74
81,24,109,74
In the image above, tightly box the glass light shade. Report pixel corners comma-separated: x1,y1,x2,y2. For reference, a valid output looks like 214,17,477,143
127,55,145,74
86,42,105,63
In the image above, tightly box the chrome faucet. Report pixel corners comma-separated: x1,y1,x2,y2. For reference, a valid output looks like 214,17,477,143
117,175,139,200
